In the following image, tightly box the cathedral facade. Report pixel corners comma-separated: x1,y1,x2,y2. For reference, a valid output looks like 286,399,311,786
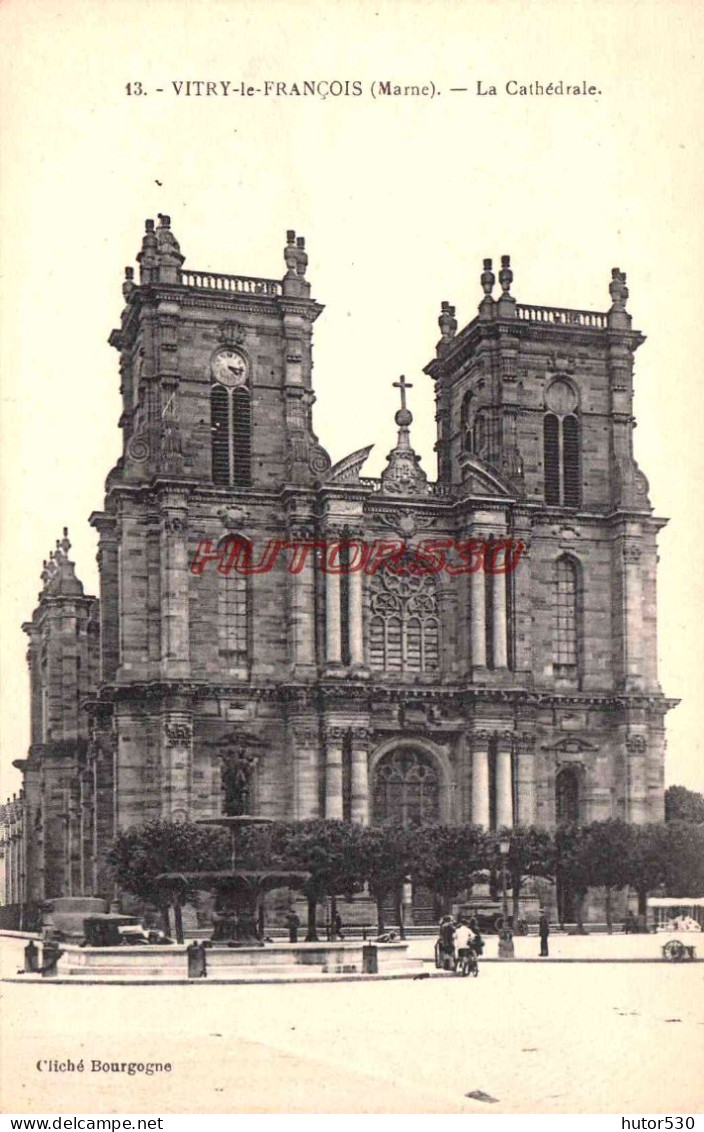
2,216,675,912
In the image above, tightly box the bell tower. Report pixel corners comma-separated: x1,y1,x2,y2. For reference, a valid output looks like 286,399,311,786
106,216,330,491
425,255,648,515
89,218,333,831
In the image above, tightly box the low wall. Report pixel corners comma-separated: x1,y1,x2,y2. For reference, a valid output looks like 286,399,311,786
57,939,418,979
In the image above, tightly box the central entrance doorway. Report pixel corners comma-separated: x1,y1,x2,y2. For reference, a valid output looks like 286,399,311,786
372,745,442,926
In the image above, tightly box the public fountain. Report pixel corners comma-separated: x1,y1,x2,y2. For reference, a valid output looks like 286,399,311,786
29,750,422,980
155,750,309,944
156,814,309,945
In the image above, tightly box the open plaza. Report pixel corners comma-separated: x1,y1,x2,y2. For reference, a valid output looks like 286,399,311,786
1,932,702,1115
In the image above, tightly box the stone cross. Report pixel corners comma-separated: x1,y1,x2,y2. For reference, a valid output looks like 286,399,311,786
393,374,413,412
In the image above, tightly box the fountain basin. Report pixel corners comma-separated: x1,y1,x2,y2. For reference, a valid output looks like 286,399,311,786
52,940,422,981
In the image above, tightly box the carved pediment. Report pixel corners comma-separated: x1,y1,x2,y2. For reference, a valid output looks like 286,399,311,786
204,729,265,754
399,702,440,729
543,736,598,755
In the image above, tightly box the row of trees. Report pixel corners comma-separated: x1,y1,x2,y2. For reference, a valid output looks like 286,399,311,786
108,816,704,938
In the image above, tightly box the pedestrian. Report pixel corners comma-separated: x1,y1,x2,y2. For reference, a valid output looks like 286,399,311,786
285,909,301,944
333,910,344,940
187,940,207,978
468,916,484,955
624,910,637,935
539,909,550,957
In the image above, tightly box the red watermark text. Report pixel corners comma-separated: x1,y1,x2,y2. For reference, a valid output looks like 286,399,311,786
190,537,525,577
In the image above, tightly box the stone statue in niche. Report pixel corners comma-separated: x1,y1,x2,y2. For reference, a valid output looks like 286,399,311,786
220,749,259,816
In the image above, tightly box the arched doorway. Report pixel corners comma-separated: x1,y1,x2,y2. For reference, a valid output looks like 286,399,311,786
372,746,442,924
555,765,582,923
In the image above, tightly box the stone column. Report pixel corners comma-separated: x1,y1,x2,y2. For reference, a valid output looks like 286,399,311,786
470,567,487,668
348,567,365,667
293,725,321,819
162,716,193,821
491,571,508,669
160,507,190,679
495,735,514,829
91,751,100,895
6,832,14,904
511,527,532,676
626,733,648,823
471,735,490,828
324,727,345,819
290,530,317,669
1,837,7,906
93,725,116,896
325,568,342,666
437,577,458,676
93,517,120,683
350,727,371,824
621,542,643,691
515,733,537,826
78,776,87,896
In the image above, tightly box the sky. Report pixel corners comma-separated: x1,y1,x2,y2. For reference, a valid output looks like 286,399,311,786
1,0,703,796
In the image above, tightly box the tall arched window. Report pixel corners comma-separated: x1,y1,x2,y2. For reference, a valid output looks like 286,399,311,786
369,558,440,674
544,379,580,506
217,537,250,669
372,748,440,826
556,765,581,823
544,414,560,504
460,390,473,452
211,384,252,486
554,555,579,678
473,409,488,459
562,415,580,507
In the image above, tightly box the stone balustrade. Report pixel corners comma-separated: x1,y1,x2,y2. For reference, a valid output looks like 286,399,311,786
515,303,607,328
179,270,282,296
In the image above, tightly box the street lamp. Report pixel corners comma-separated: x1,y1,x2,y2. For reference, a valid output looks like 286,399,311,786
497,835,515,959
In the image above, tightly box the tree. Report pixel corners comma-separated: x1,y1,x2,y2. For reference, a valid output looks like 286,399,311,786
663,821,704,897
107,820,230,939
665,785,704,824
628,823,670,919
280,820,366,941
506,826,556,922
413,824,489,915
554,823,590,931
581,820,632,932
357,824,419,936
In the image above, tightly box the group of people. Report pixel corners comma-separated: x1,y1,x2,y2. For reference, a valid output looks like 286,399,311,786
438,911,551,958
437,915,484,966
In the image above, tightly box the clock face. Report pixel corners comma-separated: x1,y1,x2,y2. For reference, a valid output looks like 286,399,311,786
211,349,248,388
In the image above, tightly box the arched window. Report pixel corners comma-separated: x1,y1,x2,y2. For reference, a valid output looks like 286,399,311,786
554,555,579,678
562,415,580,507
372,748,440,827
211,383,252,486
368,557,440,674
460,390,473,452
544,414,560,504
556,766,581,823
543,379,581,506
217,537,250,668
473,409,488,459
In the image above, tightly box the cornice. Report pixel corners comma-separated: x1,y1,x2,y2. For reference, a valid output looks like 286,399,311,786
89,679,677,715
425,317,644,380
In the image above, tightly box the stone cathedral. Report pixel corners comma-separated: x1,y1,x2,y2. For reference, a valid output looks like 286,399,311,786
1,215,675,916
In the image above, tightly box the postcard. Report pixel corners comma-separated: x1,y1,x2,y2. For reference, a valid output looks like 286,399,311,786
1,0,702,1118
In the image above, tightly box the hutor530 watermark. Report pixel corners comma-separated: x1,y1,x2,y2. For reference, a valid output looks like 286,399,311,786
190,537,526,577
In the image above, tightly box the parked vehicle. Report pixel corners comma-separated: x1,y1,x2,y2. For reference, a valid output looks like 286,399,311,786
81,914,173,947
